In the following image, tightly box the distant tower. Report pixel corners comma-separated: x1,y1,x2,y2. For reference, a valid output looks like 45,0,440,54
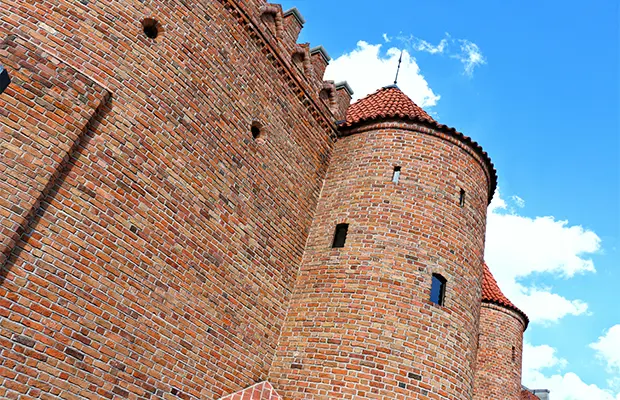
474,263,529,399
270,86,497,399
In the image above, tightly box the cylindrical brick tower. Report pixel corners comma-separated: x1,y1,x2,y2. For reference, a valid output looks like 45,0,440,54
474,263,529,400
270,86,497,399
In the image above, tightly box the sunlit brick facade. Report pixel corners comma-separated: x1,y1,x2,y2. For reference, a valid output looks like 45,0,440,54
0,1,541,399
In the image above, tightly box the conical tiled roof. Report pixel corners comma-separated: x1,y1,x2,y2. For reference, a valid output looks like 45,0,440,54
482,263,529,328
339,85,498,204
342,85,437,127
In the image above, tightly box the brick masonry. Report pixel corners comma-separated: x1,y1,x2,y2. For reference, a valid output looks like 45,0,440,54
0,0,527,399
474,303,526,400
0,0,338,398
220,381,282,400
270,120,493,399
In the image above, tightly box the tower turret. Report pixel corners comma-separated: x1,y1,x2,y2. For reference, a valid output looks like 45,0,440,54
474,263,529,399
270,86,497,399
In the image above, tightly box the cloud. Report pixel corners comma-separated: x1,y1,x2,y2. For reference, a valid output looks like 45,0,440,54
485,189,601,324
382,33,391,43
412,37,448,54
397,33,486,76
523,342,567,373
523,342,620,400
590,325,620,372
511,195,525,208
324,41,440,105
452,40,486,76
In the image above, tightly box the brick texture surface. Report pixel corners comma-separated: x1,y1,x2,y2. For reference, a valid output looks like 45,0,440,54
0,0,338,398
0,0,529,399
0,35,109,266
473,303,526,400
220,381,283,400
270,120,493,399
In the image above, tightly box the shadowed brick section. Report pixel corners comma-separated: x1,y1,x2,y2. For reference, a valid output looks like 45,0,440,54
220,381,282,400
0,35,109,266
0,0,337,398
271,112,494,398
473,266,528,400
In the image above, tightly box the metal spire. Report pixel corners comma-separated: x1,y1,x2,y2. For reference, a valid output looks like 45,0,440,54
393,49,403,85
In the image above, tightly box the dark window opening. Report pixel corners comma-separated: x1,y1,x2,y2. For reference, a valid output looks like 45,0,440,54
512,346,516,362
251,122,263,140
459,188,466,207
332,223,349,248
142,18,159,39
392,166,401,184
430,273,447,306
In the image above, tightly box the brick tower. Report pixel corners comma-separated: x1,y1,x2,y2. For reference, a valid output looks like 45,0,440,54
474,263,529,400
270,86,498,399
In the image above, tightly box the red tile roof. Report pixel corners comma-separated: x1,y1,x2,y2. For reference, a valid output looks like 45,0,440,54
339,85,498,204
482,263,529,328
521,389,540,400
342,85,437,127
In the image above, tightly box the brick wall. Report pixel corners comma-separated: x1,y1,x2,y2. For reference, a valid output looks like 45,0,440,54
270,120,493,399
474,303,526,400
0,0,337,398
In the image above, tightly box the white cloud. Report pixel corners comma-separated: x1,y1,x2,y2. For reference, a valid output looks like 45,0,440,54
452,39,486,76
397,33,485,76
590,325,620,372
512,195,525,208
412,37,448,54
324,41,440,106
382,33,391,43
523,342,620,400
485,189,601,324
523,342,567,373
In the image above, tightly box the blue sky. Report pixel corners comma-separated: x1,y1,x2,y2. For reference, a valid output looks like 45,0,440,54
281,0,619,398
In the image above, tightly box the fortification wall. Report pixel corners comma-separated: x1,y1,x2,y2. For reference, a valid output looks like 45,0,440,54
0,0,339,398
474,303,526,400
270,121,492,399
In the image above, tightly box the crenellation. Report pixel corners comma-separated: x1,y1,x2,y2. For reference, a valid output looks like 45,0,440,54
259,3,284,40
282,7,305,47
310,45,331,81
334,81,354,121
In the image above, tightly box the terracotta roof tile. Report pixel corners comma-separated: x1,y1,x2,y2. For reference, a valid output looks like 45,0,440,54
342,85,436,127
482,263,529,328
521,389,540,400
340,85,498,204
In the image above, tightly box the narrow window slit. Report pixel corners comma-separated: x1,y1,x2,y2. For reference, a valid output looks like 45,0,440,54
430,273,447,306
459,188,466,207
392,166,401,184
512,346,516,362
332,223,349,248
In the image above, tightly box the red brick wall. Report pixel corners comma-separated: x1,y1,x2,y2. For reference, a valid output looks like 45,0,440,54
474,303,526,400
270,120,493,399
0,35,109,267
220,381,282,400
0,0,336,398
